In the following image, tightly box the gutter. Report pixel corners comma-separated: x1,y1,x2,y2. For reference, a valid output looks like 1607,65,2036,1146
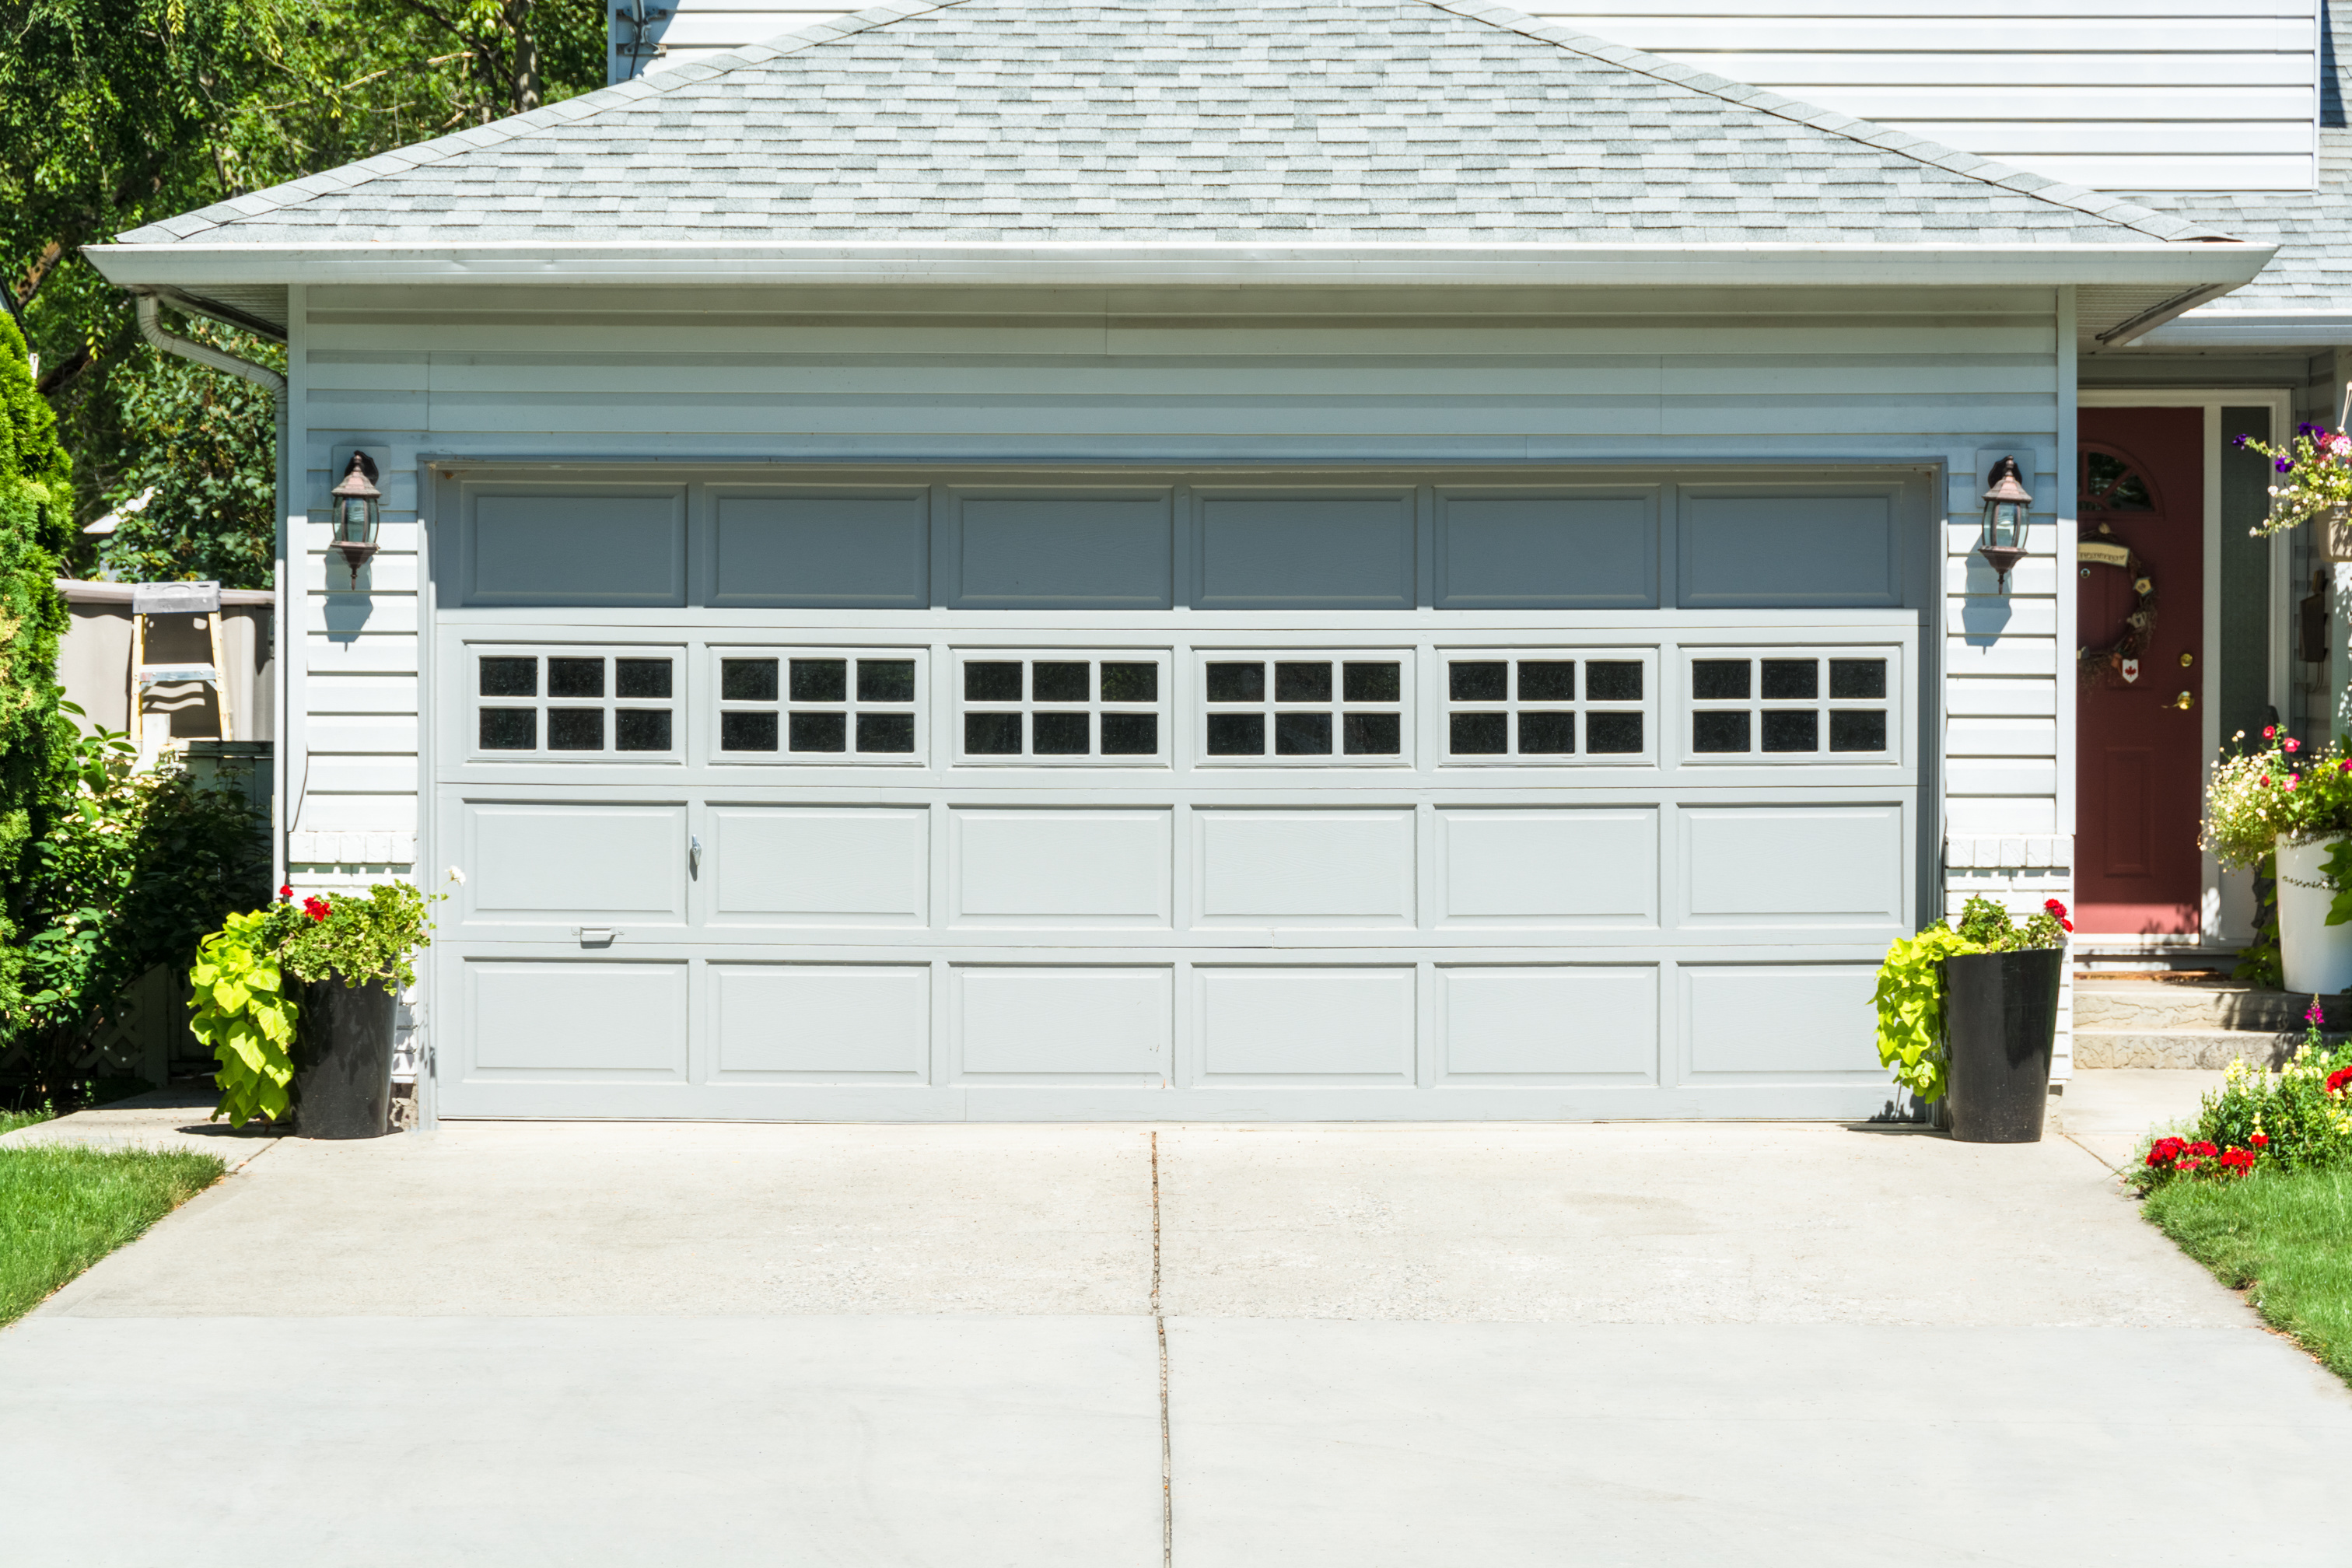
2091,284,2237,349
2133,308,2352,350
85,240,2278,292
131,292,294,890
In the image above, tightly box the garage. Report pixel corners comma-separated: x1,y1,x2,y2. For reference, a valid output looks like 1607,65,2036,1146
425,464,1933,1119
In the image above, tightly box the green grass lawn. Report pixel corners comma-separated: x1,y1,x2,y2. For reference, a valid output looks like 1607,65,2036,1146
0,1144,225,1326
2144,1167,2352,1384
0,1108,52,1136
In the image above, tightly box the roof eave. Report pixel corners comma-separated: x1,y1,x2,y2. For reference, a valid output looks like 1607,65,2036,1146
2134,307,2352,350
84,240,2277,292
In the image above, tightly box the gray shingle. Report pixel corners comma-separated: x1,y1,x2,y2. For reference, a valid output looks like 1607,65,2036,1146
116,0,2217,249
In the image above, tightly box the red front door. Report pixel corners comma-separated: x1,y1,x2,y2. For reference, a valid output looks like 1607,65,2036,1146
2076,408,2205,935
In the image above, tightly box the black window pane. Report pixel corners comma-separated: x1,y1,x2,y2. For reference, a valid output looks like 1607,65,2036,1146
858,712,916,753
615,709,672,751
548,709,604,751
1692,660,1749,701
1586,662,1643,702
1450,661,1507,702
720,711,778,752
965,662,1023,702
1033,661,1090,703
789,712,847,753
479,708,535,750
480,657,536,698
858,660,916,703
1206,712,1265,754
1206,663,1264,703
615,658,672,699
1829,660,1888,700
1762,710,1818,753
1101,663,1157,703
1101,712,1158,755
548,657,604,699
791,658,847,703
1450,712,1509,754
1033,712,1090,754
1762,660,1818,701
964,712,1022,754
1693,710,1750,753
1586,712,1643,754
1343,712,1400,755
1829,710,1888,753
1276,712,1332,754
1344,662,1402,703
722,658,778,702
1519,711,1577,754
1517,661,1575,702
1274,662,1332,703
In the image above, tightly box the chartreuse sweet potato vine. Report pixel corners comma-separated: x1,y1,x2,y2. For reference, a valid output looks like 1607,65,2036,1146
187,876,453,1125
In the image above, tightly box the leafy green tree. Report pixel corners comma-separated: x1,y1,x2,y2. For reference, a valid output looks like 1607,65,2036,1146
0,313,73,1018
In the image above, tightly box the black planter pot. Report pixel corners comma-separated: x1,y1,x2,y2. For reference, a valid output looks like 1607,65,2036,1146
1942,947,2064,1143
292,971,399,1139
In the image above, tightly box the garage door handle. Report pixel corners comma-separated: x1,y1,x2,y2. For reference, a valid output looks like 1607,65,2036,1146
689,835,702,877
576,927,619,947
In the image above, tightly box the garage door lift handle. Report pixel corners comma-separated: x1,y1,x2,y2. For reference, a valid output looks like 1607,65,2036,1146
689,834,702,877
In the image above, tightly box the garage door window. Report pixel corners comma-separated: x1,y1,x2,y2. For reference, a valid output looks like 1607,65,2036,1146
954,651,1169,765
1198,652,1410,765
473,649,681,759
715,649,926,762
1685,650,1894,759
1440,650,1652,765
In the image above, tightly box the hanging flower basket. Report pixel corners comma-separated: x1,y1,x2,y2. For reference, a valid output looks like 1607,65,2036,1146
2324,502,2352,564
2238,395,2352,548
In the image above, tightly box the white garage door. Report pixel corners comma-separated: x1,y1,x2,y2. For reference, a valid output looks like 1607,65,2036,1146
425,468,1931,1119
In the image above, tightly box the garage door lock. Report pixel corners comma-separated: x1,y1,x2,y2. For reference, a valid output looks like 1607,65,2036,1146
574,927,619,947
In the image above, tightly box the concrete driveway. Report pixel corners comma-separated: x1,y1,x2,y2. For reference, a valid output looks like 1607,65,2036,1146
2,1075,2345,1565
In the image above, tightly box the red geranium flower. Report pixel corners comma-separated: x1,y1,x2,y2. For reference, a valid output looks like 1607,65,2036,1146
2252,1132,2270,1148
2189,1141,2219,1158
2147,1136,2186,1167
2328,1067,2352,1096
302,896,331,922
2219,1148,2257,1174
2042,898,2073,933
277,884,293,899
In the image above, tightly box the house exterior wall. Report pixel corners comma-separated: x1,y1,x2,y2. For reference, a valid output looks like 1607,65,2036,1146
620,0,2326,191
282,280,2075,1084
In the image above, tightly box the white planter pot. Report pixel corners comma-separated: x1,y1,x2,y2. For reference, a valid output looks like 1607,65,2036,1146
2277,836,2352,995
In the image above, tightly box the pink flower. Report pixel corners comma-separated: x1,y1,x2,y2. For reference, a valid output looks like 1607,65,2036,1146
2286,737,2301,753
2287,775,2301,790
2266,725,2278,739
2309,997,2326,1026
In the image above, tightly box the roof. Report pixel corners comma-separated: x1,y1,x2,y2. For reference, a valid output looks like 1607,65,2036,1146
2124,131,2352,348
110,0,2228,253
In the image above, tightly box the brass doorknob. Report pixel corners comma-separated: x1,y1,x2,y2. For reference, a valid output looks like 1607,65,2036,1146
2173,691,2195,710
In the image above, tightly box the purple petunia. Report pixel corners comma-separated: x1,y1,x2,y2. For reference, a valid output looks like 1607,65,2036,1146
2279,457,2295,473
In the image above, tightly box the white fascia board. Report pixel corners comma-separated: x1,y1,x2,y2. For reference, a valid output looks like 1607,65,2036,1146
2137,309,2352,348
84,240,2275,292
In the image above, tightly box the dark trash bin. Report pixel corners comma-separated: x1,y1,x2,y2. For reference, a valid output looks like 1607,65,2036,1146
292,971,398,1139
1942,947,2063,1143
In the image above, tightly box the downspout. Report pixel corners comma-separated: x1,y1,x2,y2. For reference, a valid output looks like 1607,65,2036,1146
132,291,293,889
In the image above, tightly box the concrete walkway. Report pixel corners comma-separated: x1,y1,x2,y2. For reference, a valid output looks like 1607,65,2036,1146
2,1073,2343,1565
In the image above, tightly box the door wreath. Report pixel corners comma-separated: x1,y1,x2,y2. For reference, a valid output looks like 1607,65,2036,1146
2077,521,2156,688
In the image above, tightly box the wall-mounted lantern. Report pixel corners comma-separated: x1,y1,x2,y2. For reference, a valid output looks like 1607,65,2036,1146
330,453,381,588
1976,455,2034,593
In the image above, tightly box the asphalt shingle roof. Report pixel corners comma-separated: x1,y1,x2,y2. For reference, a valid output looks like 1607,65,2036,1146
117,0,2223,250
2133,131,2352,315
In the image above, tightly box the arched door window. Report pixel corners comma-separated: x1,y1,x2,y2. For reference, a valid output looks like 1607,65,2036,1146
2079,450,2158,516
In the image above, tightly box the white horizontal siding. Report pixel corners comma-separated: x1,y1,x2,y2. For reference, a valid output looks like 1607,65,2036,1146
621,0,2319,191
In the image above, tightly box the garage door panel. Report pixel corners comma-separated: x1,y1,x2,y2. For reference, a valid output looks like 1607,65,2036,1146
708,492,929,608
464,959,688,1080
1194,494,1415,608
460,803,686,926
950,494,1174,608
952,966,1170,1081
950,809,1172,929
1194,967,1416,1084
464,490,687,607
1434,492,1659,608
1437,807,1658,928
711,963,930,1082
1437,965,1658,1083
1679,963,1885,1081
1678,806,1907,930
1678,490,1902,608
1194,810,1416,928
709,806,929,927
